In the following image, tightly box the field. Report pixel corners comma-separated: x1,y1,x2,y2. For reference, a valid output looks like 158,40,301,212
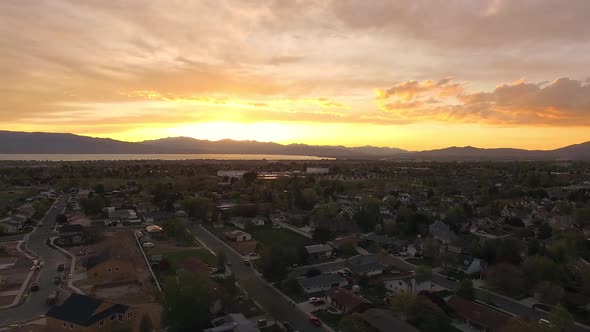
251,228,313,249
158,247,216,267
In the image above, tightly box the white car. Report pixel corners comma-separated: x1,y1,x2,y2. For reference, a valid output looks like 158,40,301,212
142,242,155,248
307,297,321,303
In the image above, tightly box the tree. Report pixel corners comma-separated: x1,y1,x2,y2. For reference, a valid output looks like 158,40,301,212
383,219,397,235
312,227,331,244
444,205,466,231
534,282,564,305
486,263,525,296
337,314,372,332
161,273,213,332
407,295,452,332
182,197,214,221
139,314,153,332
216,250,226,270
242,171,258,185
523,256,562,286
300,188,319,210
282,276,302,296
93,183,105,194
500,317,544,332
538,223,553,240
389,289,416,320
55,213,68,224
549,304,574,332
354,197,381,232
80,196,105,215
260,246,291,281
457,279,475,300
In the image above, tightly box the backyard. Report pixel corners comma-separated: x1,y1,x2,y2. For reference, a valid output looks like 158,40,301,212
251,228,313,249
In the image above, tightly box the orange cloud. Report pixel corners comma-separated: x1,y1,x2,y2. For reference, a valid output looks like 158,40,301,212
377,77,590,126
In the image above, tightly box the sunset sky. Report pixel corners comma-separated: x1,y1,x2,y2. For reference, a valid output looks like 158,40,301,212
2,0,590,150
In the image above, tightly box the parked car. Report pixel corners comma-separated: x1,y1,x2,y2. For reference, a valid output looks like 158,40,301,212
309,316,322,327
142,242,155,248
57,264,65,272
30,282,39,292
311,298,325,306
538,319,552,327
244,259,251,266
53,276,61,285
308,297,321,303
282,321,293,332
46,290,59,305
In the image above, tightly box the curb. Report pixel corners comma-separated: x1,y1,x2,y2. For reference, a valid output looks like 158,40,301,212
51,238,84,294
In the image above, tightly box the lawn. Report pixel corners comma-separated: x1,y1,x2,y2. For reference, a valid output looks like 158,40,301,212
406,257,436,267
312,309,342,330
160,248,217,267
251,228,313,249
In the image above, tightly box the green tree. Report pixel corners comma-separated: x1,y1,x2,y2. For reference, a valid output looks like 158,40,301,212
407,295,452,332
534,282,563,305
486,263,525,296
337,314,372,332
457,279,475,300
523,256,562,286
161,273,213,332
242,171,258,185
216,250,226,270
80,196,105,215
354,197,381,232
389,289,416,320
282,276,302,296
312,227,332,243
549,304,574,332
181,197,214,221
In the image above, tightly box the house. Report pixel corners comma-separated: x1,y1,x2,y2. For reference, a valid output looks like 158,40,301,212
384,275,432,296
0,217,22,233
57,224,85,245
429,221,457,244
225,230,252,242
76,190,93,200
391,239,409,252
360,308,419,332
46,293,137,332
456,254,484,275
305,244,333,259
86,251,137,282
328,234,359,250
406,239,423,257
399,193,411,204
447,295,510,332
298,274,349,294
250,218,265,227
326,288,372,313
306,167,329,175
348,262,384,277
204,313,260,332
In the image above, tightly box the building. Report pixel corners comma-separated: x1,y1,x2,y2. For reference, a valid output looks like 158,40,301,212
456,254,484,275
447,296,510,332
306,167,329,175
217,170,247,178
326,288,372,313
57,224,85,245
298,274,349,294
304,244,333,259
429,221,457,244
406,239,423,257
384,275,432,296
86,251,137,282
46,293,136,332
204,313,260,332
225,230,252,242
360,308,419,332
76,190,93,200
348,262,384,277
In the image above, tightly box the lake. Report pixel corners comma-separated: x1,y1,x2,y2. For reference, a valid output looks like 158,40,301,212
0,154,333,161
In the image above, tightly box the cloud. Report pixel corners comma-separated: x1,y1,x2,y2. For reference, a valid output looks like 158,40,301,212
378,77,590,126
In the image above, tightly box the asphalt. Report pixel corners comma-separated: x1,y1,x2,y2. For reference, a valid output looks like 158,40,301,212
0,195,68,327
190,224,327,332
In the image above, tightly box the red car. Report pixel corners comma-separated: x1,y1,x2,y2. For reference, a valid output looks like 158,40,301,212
309,316,322,327
311,298,325,306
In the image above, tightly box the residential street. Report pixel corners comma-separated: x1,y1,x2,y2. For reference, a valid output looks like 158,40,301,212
0,195,68,327
190,224,327,332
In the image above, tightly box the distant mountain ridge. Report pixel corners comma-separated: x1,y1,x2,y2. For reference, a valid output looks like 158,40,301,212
1,130,590,160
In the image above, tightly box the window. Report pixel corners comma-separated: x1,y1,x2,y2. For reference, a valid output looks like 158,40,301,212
118,314,123,321
127,312,133,319
69,323,74,329
62,322,67,327
110,314,116,321
115,267,119,271
99,320,104,328
107,268,112,272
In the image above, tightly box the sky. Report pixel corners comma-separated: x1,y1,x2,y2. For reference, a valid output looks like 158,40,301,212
2,0,590,150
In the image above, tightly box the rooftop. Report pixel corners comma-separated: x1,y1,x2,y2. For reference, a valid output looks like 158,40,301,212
46,293,128,327
447,295,510,331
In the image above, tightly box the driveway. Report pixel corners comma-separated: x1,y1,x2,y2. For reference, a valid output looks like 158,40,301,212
190,224,327,332
0,195,69,327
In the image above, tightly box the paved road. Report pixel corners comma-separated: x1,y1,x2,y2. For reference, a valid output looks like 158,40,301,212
0,195,68,327
190,225,326,332
389,257,590,332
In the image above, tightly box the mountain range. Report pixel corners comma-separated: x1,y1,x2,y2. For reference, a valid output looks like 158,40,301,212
1,130,590,160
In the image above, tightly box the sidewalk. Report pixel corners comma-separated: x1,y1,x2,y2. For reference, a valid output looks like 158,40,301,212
50,238,84,295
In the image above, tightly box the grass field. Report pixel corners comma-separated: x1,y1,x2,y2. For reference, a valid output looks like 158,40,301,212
312,309,342,330
159,248,217,266
251,228,313,249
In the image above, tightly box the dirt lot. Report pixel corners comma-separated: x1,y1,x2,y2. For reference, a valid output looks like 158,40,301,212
0,242,32,292
70,231,158,304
